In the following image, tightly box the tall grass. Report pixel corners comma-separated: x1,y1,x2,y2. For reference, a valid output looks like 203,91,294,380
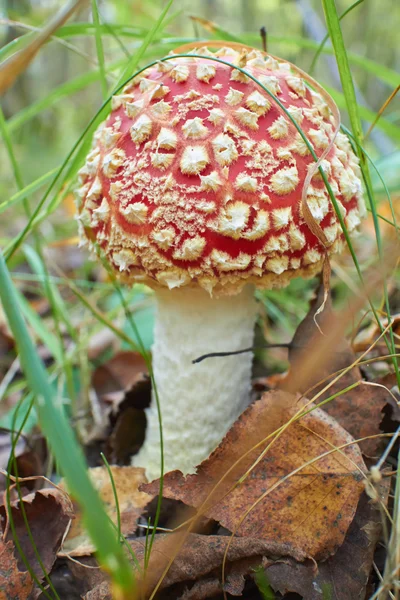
0,0,398,596
0,0,175,593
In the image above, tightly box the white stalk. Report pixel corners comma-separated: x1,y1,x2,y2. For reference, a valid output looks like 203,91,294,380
132,286,258,481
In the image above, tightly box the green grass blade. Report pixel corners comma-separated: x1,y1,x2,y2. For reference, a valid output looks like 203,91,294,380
101,453,122,542
115,0,174,90
0,31,36,62
0,167,60,214
326,85,400,142
6,60,125,133
321,0,363,141
241,34,400,88
91,0,107,99
66,276,139,349
3,115,102,260
0,253,135,593
322,0,400,385
253,566,275,599
22,244,78,342
17,289,63,363
54,22,148,39
309,0,364,74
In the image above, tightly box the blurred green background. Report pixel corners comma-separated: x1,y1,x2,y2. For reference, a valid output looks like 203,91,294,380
1,0,399,196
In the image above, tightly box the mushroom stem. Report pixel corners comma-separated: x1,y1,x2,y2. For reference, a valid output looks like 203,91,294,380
132,285,258,480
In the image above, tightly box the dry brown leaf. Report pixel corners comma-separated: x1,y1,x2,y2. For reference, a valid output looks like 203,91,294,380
0,539,33,599
285,283,362,393
189,16,219,34
323,373,400,457
83,533,285,600
280,286,400,456
144,391,366,561
60,465,153,557
266,480,390,600
85,580,111,600
353,313,400,353
90,351,150,464
0,487,73,589
0,437,44,495
50,556,102,599
0,0,88,95
92,351,148,400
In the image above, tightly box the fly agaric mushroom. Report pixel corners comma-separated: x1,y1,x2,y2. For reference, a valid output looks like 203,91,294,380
76,44,365,480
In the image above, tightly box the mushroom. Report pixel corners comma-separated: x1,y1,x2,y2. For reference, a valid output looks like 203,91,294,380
76,45,365,480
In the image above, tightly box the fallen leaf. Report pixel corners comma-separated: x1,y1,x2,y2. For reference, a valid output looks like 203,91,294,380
353,314,400,353
85,580,111,600
144,391,366,561
83,533,286,599
108,406,147,465
45,556,101,600
277,276,390,405
285,283,362,394
280,286,400,457
91,351,150,464
92,351,148,400
266,479,390,600
323,373,400,457
0,539,33,599
0,433,45,494
0,487,73,581
60,466,153,557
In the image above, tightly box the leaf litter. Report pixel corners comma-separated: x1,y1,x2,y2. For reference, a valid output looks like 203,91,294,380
0,284,397,598
87,351,151,465
265,479,391,600
0,539,33,600
83,534,288,600
143,391,366,561
281,285,400,457
0,482,73,598
60,465,153,557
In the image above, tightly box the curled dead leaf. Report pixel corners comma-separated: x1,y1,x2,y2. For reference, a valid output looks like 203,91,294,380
0,486,73,595
281,286,400,457
353,314,400,354
90,351,150,464
92,351,148,400
284,284,362,394
144,391,366,561
0,436,46,496
323,374,400,457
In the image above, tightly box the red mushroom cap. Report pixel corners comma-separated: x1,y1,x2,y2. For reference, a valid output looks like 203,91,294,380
76,45,365,296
